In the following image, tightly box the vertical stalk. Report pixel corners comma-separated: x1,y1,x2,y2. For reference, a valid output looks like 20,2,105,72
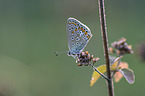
98,0,114,96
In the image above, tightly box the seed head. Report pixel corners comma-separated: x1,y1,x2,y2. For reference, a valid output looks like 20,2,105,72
110,37,133,55
76,51,99,66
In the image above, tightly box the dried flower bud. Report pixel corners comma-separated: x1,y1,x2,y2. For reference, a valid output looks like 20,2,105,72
93,57,100,63
87,54,90,59
76,51,99,66
78,63,82,66
111,37,133,55
85,51,89,55
81,52,86,57
91,55,94,59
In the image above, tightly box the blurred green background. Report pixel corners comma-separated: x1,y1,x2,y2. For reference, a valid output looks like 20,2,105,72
0,0,145,96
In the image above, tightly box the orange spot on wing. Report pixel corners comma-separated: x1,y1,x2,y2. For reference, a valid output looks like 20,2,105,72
87,35,90,39
69,22,71,24
72,22,74,24
75,28,77,31
82,30,85,32
78,27,81,29
72,31,74,33
84,32,87,35
74,23,77,26
81,28,83,30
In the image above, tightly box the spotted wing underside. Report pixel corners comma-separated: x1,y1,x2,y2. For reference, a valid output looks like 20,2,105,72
67,17,92,55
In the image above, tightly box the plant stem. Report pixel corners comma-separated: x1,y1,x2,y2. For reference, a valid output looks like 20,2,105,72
98,0,114,96
90,64,109,81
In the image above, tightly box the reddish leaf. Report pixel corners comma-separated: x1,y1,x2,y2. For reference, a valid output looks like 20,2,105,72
114,71,123,82
114,62,129,83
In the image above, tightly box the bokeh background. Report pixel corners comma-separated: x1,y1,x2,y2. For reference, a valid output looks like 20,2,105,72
0,0,145,96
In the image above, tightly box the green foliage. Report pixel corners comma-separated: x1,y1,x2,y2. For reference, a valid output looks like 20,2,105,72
90,65,106,86
119,68,135,84
90,56,135,86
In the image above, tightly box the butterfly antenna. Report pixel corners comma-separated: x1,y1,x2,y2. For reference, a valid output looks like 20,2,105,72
54,51,68,56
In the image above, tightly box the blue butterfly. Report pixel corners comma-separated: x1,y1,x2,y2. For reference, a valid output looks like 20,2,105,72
67,17,93,57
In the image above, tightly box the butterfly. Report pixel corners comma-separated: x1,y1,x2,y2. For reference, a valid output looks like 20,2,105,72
67,17,93,58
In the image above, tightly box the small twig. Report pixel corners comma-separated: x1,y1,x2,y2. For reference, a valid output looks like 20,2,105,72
98,0,114,96
90,64,109,81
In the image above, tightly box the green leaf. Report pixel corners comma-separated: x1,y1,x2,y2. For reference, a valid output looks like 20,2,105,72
111,59,118,70
109,55,116,65
119,68,135,84
90,65,106,87
111,56,123,70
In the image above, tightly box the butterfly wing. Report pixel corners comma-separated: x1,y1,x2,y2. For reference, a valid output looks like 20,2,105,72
67,17,92,55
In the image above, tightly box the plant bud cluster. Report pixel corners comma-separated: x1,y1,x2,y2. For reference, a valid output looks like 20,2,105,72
76,51,99,66
110,37,133,55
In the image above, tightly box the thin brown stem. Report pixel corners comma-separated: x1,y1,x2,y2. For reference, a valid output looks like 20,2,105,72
98,0,114,96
